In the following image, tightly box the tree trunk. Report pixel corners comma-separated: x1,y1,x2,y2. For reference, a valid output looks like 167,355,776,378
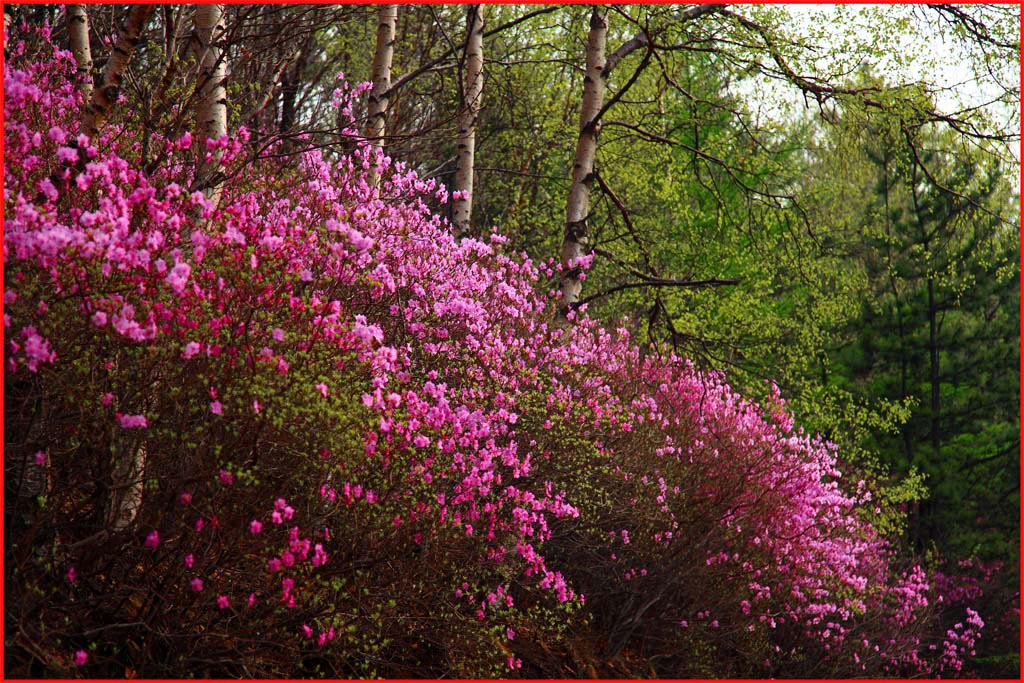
67,5,93,103
193,3,228,206
366,4,398,189
555,4,723,324
279,37,314,136
452,4,484,238
81,4,155,138
557,6,608,323
928,277,940,460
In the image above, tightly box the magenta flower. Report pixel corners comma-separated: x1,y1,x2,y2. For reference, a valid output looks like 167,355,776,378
182,341,201,359
34,450,46,465
184,553,194,569
210,400,223,415
179,491,192,506
118,414,148,429
67,566,76,583
217,594,230,610
190,577,204,592
73,650,88,666
144,530,160,548
249,519,263,534
315,382,328,398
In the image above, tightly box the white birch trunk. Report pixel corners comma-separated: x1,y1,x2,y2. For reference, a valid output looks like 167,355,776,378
81,4,155,138
366,4,398,189
193,3,228,206
105,443,147,533
452,4,485,238
67,5,93,103
558,7,608,322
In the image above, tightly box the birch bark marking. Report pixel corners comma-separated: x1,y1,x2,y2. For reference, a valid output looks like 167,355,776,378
81,4,155,138
67,5,93,103
193,3,228,206
452,4,485,238
558,6,608,323
366,4,398,189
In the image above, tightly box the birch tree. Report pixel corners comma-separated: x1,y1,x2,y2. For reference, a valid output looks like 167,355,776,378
452,4,484,238
192,3,228,205
366,4,398,188
66,5,92,102
557,5,726,323
80,4,155,137
556,7,608,322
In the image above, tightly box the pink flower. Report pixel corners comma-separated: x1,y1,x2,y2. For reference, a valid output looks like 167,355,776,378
247,592,256,606
67,566,77,583
315,382,328,398
165,261,191,293
34,450,46,465
272,328,285,341
217,594,230,610
179,492,192,506
252,400,261,414
182,341,201,359
195,518,206,532
210,400,223,415
91,310,107,327
73,650,88,666
191,577,204,592
144,530,160,548
118,413,148,429
249,519,263,534
184,553,194,568
267,558,282,572
101,392,114,406
302,624,313,639
218,469,233,485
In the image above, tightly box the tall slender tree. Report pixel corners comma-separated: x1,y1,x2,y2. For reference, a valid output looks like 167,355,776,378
80,4,154,137
193,3,228,205
452,4,484,237
66,5,92,102
366,4,398,188
558,6,608,323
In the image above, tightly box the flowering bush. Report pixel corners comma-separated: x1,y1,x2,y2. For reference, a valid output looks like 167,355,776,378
3,25,993,678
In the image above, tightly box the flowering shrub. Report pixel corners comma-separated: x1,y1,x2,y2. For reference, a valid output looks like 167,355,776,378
3,25,993,678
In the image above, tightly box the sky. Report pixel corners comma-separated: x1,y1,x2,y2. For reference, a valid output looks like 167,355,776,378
739,4,1020,168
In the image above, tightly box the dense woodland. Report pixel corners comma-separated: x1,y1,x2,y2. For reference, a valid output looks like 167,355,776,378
3,3,1020,678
